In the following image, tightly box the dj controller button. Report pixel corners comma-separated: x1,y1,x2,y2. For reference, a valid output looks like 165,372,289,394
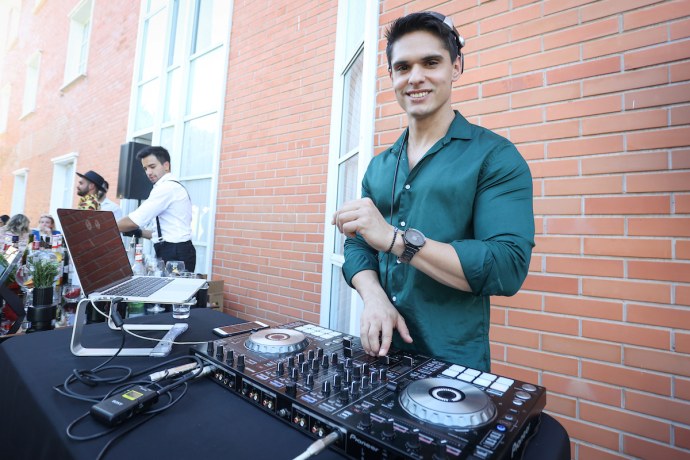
504,414,515,421
442,368,459,378
512,399,524,406
464,368,481,377
457,373,475,382
479,372,497,381
496,377,514,387
521,383,537,392
495,423,507,432
489,382,509,393
449,364,466,373
515,390,531,400
473,446,492,459
473,378,492,388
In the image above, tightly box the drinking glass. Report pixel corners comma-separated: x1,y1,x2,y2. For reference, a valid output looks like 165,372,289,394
14,264,34,331
165,261,185,277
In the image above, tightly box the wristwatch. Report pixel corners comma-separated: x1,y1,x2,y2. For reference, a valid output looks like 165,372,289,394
398,228,426,263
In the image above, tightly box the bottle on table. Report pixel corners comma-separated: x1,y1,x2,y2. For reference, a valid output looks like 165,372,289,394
132,244,146,276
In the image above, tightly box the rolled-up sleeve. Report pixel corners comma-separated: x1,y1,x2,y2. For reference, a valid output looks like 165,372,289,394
453,144,534,296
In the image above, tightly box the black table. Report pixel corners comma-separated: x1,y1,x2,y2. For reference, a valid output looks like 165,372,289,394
0,309,568,459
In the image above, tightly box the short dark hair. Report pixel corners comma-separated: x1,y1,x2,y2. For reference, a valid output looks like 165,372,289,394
385,11,463,71
136,146,171,165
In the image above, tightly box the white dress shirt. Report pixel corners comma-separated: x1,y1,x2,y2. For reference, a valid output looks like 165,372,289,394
128,173,192,243
100,197,123,221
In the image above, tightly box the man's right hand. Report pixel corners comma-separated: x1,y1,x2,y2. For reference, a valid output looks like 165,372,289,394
353,271,413,356
121,228,142,238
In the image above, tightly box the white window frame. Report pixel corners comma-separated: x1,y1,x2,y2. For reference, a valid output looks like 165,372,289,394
3,0,21,51
125,0,233,276
63,0,94,88
319,1,378,332
11,168,29,215
0,84,11,133
50,153,79,225
22,51,42,117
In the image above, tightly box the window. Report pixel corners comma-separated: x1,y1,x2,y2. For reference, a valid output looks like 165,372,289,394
3,0,21,50
22,51,41,116
128,0,232,275
11,169,29,215
320,2,378,332
50,153,78,222
0,84,11,133
63,0,93,86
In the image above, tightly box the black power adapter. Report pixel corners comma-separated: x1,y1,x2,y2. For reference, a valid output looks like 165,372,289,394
90,385,159,426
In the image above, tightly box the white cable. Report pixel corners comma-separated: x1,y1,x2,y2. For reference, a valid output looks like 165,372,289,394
292,431,340,460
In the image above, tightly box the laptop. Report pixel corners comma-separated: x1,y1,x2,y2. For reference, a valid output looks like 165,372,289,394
57,208,206,304
0,245,25,335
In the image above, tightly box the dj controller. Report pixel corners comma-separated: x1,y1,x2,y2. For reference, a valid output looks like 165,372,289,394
192,321,546,459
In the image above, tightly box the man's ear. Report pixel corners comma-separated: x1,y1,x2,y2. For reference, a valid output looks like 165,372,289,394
164,161,171,172
451,56,462,82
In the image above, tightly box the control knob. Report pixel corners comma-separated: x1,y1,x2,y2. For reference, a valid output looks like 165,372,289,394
225,350,234,366
236,354,245,370
381,418,396,441
321,380,332,396
276,361,285,376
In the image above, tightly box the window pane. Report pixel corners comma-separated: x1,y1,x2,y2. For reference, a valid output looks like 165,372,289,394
340,51,363,157
344,1,365,59
187,47,222,115
140,10,166,81
329,268,353,332
163,68,181,122
181,113,216,176
168,0,184,67
334,153,358,254
180,178,211,245
193,0,231,54
160,126,174,151
134,78,159,131
147,0,166,14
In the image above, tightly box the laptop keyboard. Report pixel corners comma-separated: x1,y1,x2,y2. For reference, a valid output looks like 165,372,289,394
101,277,173,297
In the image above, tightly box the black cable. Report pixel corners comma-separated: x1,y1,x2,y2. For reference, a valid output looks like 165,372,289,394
382,132,407,293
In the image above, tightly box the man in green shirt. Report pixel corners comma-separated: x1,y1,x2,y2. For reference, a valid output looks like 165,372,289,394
332,11,534,372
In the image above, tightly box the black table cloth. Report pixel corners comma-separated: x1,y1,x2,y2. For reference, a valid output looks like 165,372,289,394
0,308,568,459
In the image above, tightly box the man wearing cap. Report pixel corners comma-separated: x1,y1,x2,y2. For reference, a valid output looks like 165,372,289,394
75,170,106,211
331,11,534,371
98,180,123,220
117,146,196,272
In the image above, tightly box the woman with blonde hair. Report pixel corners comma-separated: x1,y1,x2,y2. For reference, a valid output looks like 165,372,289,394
32,214,60,247
2,214,31,246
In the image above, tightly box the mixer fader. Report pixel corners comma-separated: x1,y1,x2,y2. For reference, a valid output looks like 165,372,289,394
192,321,545,459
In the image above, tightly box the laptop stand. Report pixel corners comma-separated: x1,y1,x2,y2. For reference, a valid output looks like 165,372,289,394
69,298,192,357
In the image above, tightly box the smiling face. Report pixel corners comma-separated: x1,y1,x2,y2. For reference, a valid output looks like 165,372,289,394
140,154,170,184
389,30,461,122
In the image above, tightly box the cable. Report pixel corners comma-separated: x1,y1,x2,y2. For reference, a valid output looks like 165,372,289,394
292,431,341,460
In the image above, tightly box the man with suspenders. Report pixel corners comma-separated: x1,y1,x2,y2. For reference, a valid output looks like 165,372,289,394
117,146,196,272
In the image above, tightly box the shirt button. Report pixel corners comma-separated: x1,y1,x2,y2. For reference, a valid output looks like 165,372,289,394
404,184,410,190
400,221,406,227
391,296,397,302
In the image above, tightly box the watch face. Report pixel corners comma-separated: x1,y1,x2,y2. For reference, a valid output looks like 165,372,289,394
405,229,425,246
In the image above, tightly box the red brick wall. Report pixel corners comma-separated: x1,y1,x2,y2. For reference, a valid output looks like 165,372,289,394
372,1,689,459
0,0,136,222
216,0,338,325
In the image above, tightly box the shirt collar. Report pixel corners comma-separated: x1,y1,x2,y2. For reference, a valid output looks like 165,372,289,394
388,111,473,156
153,172,173,188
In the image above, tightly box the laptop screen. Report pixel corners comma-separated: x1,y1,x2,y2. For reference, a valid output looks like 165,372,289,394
57,209,133,296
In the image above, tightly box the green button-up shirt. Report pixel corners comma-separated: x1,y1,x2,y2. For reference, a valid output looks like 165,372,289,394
342,112,534,371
